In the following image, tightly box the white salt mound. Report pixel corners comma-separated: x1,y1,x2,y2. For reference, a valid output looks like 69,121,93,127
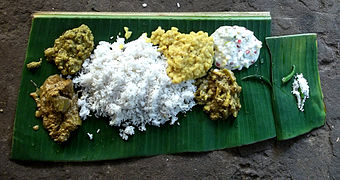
291,73,310,111
73,33,196,140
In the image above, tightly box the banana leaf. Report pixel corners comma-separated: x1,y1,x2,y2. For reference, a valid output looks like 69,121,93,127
11,12,323,162
266,34,326,140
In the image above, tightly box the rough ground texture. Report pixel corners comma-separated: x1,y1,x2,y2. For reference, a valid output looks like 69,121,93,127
0,0,339,179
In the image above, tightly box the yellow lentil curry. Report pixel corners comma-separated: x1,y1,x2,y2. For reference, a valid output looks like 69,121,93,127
150,27,214,84
195,69,242,120
30,74,82,142
124,27,132,39
26,58,42,70
44,24,94,75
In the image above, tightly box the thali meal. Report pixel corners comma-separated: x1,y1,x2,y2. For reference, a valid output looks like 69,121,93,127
28,24,309,142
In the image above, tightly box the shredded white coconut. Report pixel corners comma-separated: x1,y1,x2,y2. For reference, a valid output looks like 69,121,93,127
87,133,93,140
96,129,100,133
142,3,147,7
291,73,310,111
176,3,180,8
74,33,196,140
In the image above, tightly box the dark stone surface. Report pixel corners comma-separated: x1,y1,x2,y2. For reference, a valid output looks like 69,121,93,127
0,0,339,179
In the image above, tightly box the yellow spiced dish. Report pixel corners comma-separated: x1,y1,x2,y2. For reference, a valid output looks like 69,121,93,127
30,74,82,142
195,69,242,120
26,58,42,70
150,27,214,84
44,24,94,75
124,27,132,39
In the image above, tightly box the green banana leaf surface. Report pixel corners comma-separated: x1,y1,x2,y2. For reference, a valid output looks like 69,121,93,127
266,34,326,140
11,12,324,161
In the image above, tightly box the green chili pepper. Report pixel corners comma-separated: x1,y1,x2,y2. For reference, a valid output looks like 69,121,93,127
282,65,296,84
241,75,272,88
299,88,304,99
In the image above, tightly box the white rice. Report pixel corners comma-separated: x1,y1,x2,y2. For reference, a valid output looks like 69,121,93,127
73,33,196,140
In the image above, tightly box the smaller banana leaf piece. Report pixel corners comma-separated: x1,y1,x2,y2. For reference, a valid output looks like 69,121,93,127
266,34,326,140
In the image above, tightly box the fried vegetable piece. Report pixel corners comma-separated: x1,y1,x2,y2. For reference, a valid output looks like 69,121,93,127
44,24,94,75
150,27,214,84
195,69,242,120
30,74,82,142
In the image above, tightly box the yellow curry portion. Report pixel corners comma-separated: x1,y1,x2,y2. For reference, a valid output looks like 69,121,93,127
26,58,42,70
195,69,242,120
44,24,94,75
30,74,82,142
150,27,214,84
124,27,132,39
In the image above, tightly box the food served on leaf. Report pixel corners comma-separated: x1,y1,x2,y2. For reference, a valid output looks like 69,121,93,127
291,73,310,111
73,33,196,140
30,74,82,142
26,58,42,70
29,25,264,140
150,27,214,84
44,24,94,75
212,25,262,70
195,69,242,120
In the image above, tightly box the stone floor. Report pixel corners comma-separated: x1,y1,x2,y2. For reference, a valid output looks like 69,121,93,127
0,0,339,179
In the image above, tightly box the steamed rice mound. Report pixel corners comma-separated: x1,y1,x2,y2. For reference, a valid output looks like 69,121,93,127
73,34,196,140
